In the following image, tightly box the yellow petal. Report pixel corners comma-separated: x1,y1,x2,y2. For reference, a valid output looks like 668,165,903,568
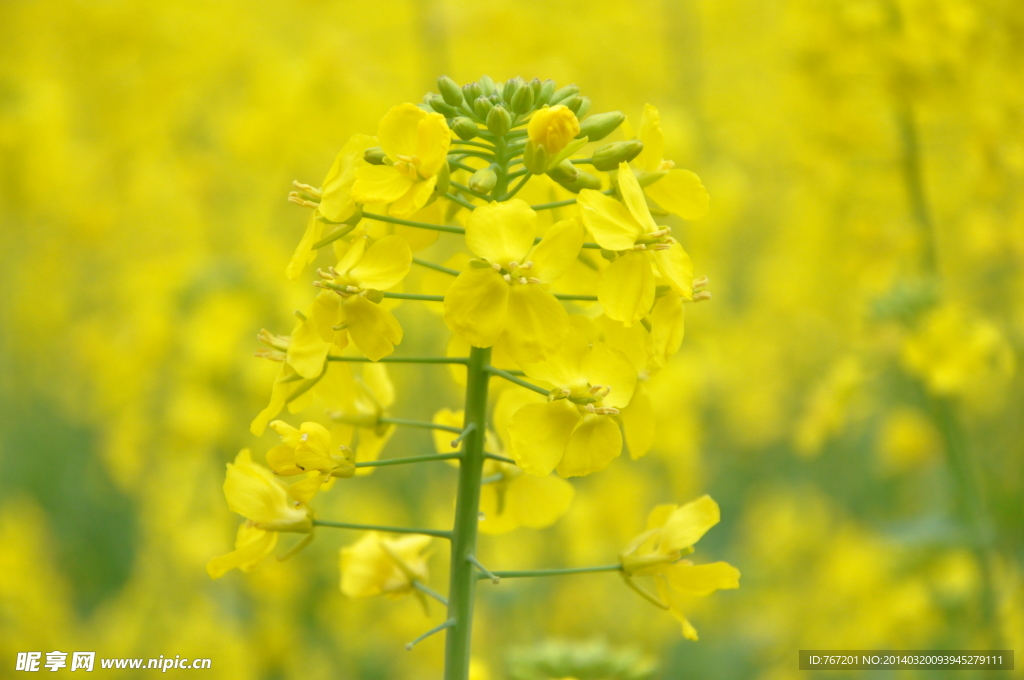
223,450,310,530
659,495,720,552
665,561,741,596
343,295,402,361
287,474,328,504
584,341,637,409
621,383,655,459
636,104,665,172
556,413,622,478
320,133,376,222
654,243,693,298
340,533,391,598
617,162,658,233
286,213,324,281
251,364,297,436
527,217,584,283
577,189,644,250
443,268,509,348
362,363,395,408
207,525,278,579
416,112,452,177
265,444,303,476
506,473,575,529
378,103,427,160
596,315,649,372
287,314,331,379
598,252,656,326
649,294,685,366
503,285,569,365
645,169,709,220
656,577,700,640
509,399,580,476
389,175,437,218
465,199,537,265
349,235,412,290
354,422,395,467
352,164,414,205
493,384,546,451
520,329,589,390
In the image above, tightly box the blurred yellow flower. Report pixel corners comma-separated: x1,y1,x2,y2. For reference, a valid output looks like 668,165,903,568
620,496,740,640
222,449,313,532
443,202,583,364
327,362,397,469
578,163,693,325
340,532,432,607
352,103,451,217
206,522,278,580
507,330,637,477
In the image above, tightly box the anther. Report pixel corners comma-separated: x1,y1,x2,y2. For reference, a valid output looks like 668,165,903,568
292,180,323,197
527,277,542,284
492,262,502,270
651,244,671,251
287,193,319,209
508,261,519,269
503,274,512,283
692,275,709,292
693,291,712,302
634,243,647,250
518,277,528,285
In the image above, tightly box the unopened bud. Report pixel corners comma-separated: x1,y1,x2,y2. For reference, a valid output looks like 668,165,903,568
452,117,479,140
502,77,522,105
429,95,458,117
555,168,602,193
437,75,464,107
364,147,386,165
468,167,497,194
462,82,482,103
573,96,591,118
473,96,494,119
592,140,644,171
577,111,625,141
559,95,581,114
537,79,556,105
478,75,496,96
510,83,535,114
486,105,512,136
546,159,579,183
549,84,579,105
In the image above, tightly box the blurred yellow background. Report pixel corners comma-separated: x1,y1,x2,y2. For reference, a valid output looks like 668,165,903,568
1,0,1022,678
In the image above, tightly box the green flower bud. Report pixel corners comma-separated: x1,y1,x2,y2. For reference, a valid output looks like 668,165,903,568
591,140,644,171
546,159,579,183
502,77,523,105
574,96,591,118
363,147,386,165
434,160,451,197
510,84,535,114
549,84,579,105
486,105,512,136
468,167,497,194
556,168,602,193
429,95,458,117
478,75,496,96
529,77,543,99
523,139,548,175
438,76,464,107
463,82,482,103
577,111,625,141
559,95,582,113
537,79,557,105
451,117,479,140
473,96,494,119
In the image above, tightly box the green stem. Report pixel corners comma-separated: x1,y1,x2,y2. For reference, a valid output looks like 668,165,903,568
499,173,531,201
484,452,516,465
355,453,462,469
312,519,452,539
378,417,463,434
381,292,444,302
450,140,495,151
482,564,622,579
484,365,550,396
362,211,466,235
413,257,460,276
412,580,449,607
553,294,598,301
445,192,478,212
328,355,468,364
443,346,491,680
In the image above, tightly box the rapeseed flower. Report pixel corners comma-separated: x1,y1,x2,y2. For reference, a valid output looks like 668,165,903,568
628,104,709,220
620,496,740,640
578,163,694,325
340,532,433,611
266,420,355,502
352,103,451,217
443,201,583,364
506,329,637,477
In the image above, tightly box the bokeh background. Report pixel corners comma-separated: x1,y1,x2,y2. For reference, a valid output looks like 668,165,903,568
1,0,1022,678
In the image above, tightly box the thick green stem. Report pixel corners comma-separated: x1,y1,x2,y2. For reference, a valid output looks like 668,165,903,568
443,346,491,680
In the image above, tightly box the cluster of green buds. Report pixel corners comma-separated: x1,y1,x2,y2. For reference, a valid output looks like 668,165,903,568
420,75,643,195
